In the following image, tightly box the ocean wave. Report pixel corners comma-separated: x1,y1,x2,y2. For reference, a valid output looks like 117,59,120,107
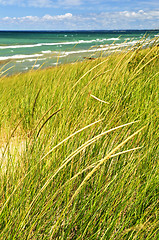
0,40,142,62
41,50,52,54
34,64,40,68
52,62,61,66
0,38,120,50
106,38,120,41
0,54,43,61
59,46,118,57
59,41,138,57
16,58,47,63
0,44,42,49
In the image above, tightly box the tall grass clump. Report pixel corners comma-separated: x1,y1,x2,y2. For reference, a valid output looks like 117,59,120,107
0,39,159,239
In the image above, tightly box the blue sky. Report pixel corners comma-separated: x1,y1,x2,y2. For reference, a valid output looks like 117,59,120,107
0,0,159,30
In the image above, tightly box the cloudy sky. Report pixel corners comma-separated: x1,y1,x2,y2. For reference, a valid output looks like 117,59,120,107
0,0,159,30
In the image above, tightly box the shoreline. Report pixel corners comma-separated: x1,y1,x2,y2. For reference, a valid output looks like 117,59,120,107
0,44,157,79
0,30,158,77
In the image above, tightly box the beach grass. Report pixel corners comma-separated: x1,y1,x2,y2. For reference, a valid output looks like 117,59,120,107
0,40,159,239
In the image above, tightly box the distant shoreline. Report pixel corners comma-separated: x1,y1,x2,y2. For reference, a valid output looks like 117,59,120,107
0,29,159,32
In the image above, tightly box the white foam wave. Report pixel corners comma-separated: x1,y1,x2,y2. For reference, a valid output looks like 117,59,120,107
0,40,141,62
52,62,60,66
34,64,40,68
28,59,39,62
0,38,120,50
59,40,139,57
36,58,47,61
0,44,42,49
16,60,25,63
41,50,52,54
59,46,116,57
0,54,43,61
16,57,47,63
106,38,120,41
16,59,37,63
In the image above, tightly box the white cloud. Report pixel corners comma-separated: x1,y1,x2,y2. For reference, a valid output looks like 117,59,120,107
42,13,72,21
42,15,54,21
1,13,73,24
27,0,83,8
58,0,83,6
57,13,73,19
28,0,53,7
0,0,83,7
18,16,40,22
2,16,12,20
0,10,159,30
0,0,23,5
120,10,159,20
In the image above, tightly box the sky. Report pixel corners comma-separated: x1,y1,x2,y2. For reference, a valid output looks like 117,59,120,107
0,0,159,30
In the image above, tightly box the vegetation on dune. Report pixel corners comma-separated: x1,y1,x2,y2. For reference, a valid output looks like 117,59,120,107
0,39,159,239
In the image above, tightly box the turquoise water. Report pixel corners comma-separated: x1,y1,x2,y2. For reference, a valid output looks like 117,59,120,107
0,30,158,75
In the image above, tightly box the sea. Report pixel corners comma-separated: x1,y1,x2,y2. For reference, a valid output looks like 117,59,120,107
0,30,158,76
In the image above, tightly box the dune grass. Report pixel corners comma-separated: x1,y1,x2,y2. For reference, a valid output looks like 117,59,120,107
0,40,159,239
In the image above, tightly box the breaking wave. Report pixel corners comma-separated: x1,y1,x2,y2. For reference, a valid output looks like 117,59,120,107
0,38,120,50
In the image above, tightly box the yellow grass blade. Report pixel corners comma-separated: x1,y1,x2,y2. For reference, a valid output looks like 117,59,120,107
0,119,102,216
50,126,145,235
72,59,109,88
40,119,103,161
90,94,109,104
20,121,138,229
